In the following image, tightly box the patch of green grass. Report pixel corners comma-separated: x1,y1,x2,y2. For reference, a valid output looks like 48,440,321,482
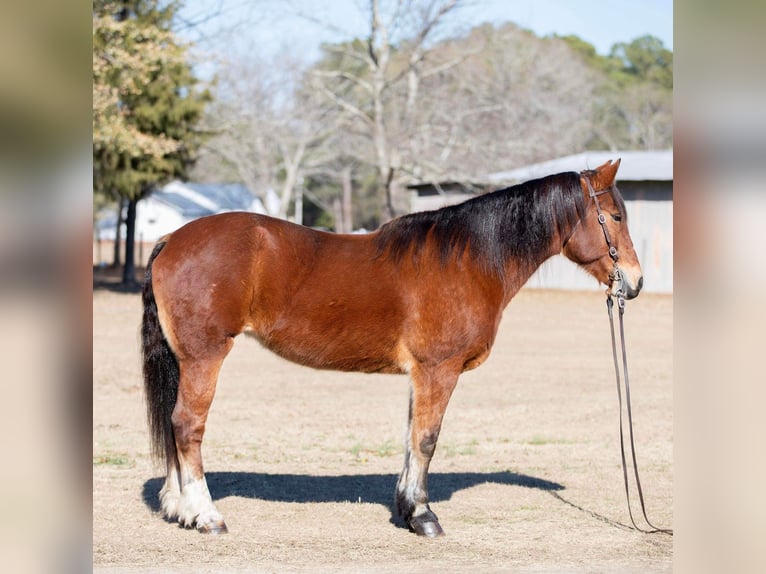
441,438,479,457
517,505,541,512
456,514,488,525
93,453,131,467
525,435,572,446
350,437,402,461
375,438,400,457
297,433,328,451
233,445,259,461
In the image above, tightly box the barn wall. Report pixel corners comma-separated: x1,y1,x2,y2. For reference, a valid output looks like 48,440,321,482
409,191,475,213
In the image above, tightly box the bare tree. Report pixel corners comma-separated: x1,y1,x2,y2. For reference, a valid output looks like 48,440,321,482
196,52,340,219
308,8,601,219
415,23,600,175
620,83,672,150
308,0,463,220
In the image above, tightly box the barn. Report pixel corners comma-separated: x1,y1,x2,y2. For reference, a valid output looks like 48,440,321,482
408,150,673,293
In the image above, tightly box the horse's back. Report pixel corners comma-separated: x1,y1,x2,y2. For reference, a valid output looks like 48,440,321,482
153,211,330,311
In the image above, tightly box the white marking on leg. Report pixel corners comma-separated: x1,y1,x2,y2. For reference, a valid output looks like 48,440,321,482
177,477,224,529
159,464,181,519
404,453,430,518
397,391,414,506
398,444,431,518
398,384,431,519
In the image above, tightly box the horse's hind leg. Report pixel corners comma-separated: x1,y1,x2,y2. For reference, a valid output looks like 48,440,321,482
159,450,181,521
396,363,459,537
173,343,232,533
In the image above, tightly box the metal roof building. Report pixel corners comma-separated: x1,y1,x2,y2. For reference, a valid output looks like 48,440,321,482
487,149,673,184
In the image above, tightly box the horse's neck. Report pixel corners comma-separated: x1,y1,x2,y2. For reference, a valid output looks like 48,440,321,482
500,242,561,306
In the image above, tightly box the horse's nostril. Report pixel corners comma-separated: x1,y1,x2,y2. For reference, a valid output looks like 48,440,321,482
637,276,643,291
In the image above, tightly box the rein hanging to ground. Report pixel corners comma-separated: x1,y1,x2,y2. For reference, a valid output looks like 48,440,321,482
605,291,673,536
582,171,672,535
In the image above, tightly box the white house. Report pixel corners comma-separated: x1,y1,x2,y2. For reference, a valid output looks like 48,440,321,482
96,181,267,244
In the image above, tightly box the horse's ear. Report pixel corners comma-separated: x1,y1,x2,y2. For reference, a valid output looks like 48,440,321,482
594,158,621,188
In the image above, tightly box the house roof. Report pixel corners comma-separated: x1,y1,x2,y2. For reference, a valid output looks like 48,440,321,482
488,149,673,184
182,182,260,211
151,190,216,218
150,181,264,218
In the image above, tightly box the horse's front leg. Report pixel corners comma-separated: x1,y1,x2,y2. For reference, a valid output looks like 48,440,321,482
396,364,460,537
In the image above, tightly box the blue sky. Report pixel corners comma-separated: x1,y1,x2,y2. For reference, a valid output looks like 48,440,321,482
178,0,673,63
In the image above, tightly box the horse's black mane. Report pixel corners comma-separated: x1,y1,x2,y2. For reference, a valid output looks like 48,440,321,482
375,171,601,276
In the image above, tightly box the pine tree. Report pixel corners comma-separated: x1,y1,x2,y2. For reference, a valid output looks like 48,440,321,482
93,0,210,285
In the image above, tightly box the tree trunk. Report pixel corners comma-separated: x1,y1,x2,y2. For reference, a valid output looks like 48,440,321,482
370,0,394,223
382,167,395,222
341,166,353,232
279,141,306,220
111,197,124,268
122,197,138,287
294,181,303,226
332,197,343,233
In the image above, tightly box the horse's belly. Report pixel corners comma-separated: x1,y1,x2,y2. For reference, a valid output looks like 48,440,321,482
243,254,407,374
244,319,405,375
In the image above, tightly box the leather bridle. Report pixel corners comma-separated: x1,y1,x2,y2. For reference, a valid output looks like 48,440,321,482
562,174,623,294
580,172,673,536
582,174,623,293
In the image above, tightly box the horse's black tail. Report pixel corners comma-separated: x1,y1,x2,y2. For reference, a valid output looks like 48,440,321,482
141,239,178,466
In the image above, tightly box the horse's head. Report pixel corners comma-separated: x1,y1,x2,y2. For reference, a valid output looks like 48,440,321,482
562,159,643,299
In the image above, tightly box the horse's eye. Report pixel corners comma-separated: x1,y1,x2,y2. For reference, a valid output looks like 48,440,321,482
611,213,622,222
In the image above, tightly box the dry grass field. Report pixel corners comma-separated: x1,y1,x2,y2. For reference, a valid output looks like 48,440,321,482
93,283,672,573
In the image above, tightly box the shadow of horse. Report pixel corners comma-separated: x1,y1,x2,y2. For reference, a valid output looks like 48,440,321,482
142,470,564,528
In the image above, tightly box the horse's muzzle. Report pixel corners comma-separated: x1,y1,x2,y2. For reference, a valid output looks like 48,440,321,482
623,275,643,299
611,267,643,300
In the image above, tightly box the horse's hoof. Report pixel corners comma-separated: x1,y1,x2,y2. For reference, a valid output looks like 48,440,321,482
197,520,228,534
409,510,445,537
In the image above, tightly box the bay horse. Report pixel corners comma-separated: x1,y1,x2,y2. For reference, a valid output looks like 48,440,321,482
141,159,642,537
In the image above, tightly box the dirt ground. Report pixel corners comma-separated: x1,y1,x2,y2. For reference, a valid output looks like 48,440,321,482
93,283,673,573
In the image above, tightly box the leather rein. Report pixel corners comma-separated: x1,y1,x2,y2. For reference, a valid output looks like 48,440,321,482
582,174,673,536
